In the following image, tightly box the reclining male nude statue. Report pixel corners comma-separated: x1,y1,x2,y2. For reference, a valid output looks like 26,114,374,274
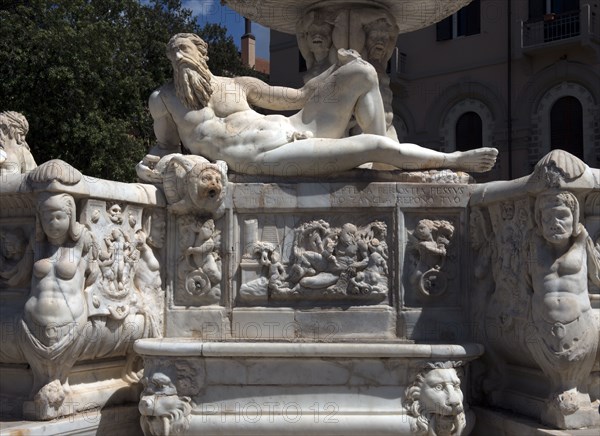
146,33,497,176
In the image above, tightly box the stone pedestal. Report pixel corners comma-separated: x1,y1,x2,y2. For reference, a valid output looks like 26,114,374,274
135,340,482,436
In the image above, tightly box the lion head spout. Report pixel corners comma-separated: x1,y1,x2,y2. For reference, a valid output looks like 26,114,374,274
405,362,467,436
136,153,228,218
139,372,192,436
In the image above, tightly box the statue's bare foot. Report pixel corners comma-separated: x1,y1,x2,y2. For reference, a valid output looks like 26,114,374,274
447,148,498,172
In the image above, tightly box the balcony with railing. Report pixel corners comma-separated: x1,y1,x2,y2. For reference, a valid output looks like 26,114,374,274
521,5,599,53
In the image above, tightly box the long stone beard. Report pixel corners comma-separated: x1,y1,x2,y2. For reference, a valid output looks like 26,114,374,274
174,59,213,110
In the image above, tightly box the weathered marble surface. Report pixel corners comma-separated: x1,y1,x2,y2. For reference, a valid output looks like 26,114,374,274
223,0,473,35
470,150,600,430
0,111,36,177
163,179,475,345
1,3,598,429
143,32,497,177
2,116,598,436
135,340,482,436
1,133,483,430
0,158,166,421
136,153,228,218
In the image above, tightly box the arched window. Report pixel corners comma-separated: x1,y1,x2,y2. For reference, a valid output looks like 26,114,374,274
550,96,583,158
455,112,482,151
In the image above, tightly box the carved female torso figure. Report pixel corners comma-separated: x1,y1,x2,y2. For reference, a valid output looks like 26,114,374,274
24,193,95,346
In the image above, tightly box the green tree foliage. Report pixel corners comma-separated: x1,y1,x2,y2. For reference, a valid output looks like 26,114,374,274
0,0,266,181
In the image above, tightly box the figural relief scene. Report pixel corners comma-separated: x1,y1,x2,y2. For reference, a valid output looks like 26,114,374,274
238,216,391,305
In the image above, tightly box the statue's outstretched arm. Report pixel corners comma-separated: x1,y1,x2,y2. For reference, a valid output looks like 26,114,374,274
235,76,319,112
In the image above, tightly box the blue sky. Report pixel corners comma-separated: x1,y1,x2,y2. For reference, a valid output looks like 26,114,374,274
182,0,271,60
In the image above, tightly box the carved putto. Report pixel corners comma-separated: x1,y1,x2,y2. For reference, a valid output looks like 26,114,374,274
405,362,467,436
178,216,222,305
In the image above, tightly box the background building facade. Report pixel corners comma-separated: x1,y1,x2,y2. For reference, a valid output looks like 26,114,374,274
270,0,600,181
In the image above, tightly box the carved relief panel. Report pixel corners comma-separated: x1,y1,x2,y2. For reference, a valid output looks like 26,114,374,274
486,198,533,325
585,192,600,294
81,199,163,324
0,195,35,297
403,214,459,307
236,214,392,306
173,215,223,307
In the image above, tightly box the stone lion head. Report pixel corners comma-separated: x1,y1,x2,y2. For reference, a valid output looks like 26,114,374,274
405,362,466,436
139,372,192,436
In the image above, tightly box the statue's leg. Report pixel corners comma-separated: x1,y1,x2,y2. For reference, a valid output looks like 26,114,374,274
254,135,497,175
